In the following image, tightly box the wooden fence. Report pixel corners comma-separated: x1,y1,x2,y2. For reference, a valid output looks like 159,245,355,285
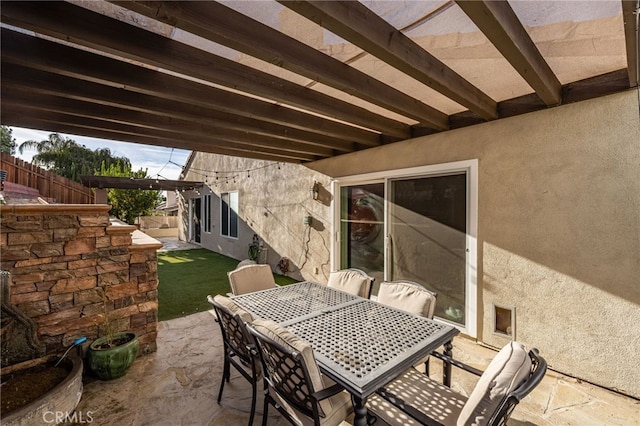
0,153,94,204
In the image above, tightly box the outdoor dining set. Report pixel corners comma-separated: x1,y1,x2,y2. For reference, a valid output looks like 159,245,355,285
207,265,547,426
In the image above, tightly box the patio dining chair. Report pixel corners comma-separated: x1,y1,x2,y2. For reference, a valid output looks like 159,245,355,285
207,294,261,426
377,280,437,373
246,319,353,426
228,264,277,296
326,268,375,299
370,341,547,426
377,280,437,319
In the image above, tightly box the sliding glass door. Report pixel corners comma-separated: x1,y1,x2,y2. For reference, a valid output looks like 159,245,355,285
388,174,467,324
335,161,477,335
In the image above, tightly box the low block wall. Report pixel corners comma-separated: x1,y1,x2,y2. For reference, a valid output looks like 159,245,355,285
142,228,179,238
0,205,162,361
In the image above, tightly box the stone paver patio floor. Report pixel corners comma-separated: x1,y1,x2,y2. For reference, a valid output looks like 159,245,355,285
75,311,640,426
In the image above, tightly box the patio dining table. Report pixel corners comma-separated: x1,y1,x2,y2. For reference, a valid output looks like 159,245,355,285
232,281,459,426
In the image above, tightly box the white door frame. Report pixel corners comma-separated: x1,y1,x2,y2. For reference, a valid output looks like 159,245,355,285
331,160,478,337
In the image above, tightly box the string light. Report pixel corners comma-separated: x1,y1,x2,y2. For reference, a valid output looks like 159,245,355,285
160,150,287,188
182,161,283,184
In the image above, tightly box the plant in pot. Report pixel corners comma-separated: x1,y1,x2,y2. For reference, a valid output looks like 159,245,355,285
87,291,139,380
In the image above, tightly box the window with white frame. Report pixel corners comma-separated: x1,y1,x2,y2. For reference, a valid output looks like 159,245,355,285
220,191,238,238
203,195,212,233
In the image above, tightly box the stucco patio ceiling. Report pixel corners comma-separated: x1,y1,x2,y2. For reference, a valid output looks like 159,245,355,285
1,1,638,164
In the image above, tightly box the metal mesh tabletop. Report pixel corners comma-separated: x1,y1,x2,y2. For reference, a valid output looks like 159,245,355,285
287,299,458,397
232,281,358,323
232,281,459,398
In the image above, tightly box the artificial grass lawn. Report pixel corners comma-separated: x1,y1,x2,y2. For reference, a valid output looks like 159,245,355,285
157,248,298,321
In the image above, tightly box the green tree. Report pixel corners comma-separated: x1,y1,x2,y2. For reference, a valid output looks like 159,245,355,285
18,133,130,182
99,162,161,225
1,126,17,154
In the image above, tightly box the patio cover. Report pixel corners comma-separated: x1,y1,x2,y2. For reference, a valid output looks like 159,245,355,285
0,1,638,163
79,175,202,192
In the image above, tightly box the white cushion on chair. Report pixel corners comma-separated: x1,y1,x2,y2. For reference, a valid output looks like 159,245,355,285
211,294,261,375
377,281,436,318
212,294,253,323
228,264,276,295
457,341,532,426
251,319,339,419
274,375,352,426
327,270,370,298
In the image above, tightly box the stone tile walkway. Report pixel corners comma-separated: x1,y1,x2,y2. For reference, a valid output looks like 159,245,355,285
155,237,200,252
75,311,639,426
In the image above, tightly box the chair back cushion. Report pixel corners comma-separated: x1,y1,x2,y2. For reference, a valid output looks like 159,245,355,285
212,295,256,360
327,269,371,298
457,341,532,426
251,318,333,417
377,281,437,318
213,294,253,323
228,264,276,295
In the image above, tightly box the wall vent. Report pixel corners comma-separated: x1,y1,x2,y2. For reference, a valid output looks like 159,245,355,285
493,303,515,338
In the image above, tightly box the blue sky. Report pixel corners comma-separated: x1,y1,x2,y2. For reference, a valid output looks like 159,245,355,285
9,127,191,180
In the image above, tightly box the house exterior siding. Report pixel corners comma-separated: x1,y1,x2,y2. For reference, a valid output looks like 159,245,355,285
181,90,640,398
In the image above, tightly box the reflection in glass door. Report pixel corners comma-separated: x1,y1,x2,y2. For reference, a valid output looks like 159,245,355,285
338,184,385,290
388,174,467,325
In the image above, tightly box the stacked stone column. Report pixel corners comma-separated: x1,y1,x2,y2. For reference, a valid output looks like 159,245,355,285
0,205,160,357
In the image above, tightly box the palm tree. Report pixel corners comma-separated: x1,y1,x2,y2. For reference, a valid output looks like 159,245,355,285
18,133,130,182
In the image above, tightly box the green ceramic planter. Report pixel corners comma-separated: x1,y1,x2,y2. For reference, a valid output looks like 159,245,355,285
88,332,139,380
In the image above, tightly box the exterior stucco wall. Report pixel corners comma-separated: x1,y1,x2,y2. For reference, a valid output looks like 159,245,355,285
308,90,640,398
180,155,333,282
181,90,639,398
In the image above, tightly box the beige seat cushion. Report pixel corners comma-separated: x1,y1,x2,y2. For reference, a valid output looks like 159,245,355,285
228,264,276,295
327,270,370,298
457,341,532,426
377,281,436,318
368,368,465,426
252,319,347,421
272,375,352,426
212,295,261,375
213,294,253,324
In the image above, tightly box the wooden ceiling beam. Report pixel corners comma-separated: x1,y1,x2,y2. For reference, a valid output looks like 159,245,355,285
3,105,320,162
110,1,449,130
3,116,310,164
0,0,410,139
621,0,639,87
1,90,337,158
280,0,497,120
0,28,380,147
0,72,357,154
2,106,317,163
456,0,562,106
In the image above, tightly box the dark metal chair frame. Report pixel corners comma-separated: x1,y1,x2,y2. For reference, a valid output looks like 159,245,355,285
377,348,547,426
246,323,347,426
208,295,261,426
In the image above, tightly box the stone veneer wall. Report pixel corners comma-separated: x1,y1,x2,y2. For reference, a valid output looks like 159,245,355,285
0,204,161,359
